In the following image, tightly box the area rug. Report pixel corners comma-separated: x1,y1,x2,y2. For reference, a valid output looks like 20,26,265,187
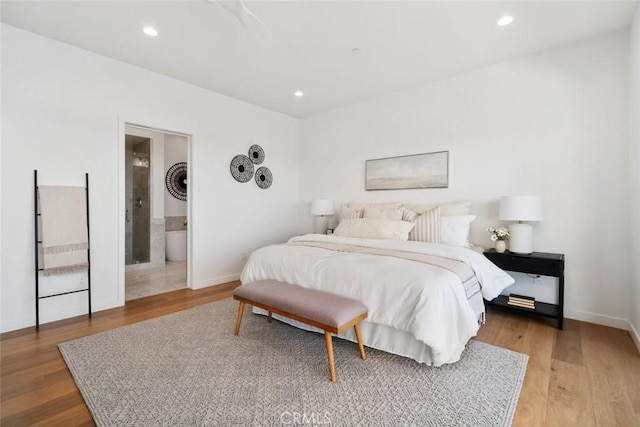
59,298,528,426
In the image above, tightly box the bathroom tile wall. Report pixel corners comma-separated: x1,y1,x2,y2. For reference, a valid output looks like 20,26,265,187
150,219,166,266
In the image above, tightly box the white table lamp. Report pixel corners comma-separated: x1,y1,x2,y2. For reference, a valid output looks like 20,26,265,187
310,199,334,234
499,195,543,254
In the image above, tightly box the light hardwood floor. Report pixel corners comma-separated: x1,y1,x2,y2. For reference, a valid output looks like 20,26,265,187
1,284,639,426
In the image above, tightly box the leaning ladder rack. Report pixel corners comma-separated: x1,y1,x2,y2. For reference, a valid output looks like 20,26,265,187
34,169,92,330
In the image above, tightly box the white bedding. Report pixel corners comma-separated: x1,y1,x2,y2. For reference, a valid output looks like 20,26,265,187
240,234,514,366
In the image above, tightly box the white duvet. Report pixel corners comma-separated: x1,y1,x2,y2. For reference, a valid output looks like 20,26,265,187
240,234,514,366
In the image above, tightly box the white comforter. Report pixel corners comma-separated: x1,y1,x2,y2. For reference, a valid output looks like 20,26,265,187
240,234,514,366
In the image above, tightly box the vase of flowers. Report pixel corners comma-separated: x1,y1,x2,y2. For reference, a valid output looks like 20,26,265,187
488,227,510,253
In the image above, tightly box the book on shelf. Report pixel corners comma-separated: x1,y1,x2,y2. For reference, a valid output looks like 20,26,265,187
508,293,535,302
508,298,535,305
508,293,534,302
507,294,535,308
507,300,535,309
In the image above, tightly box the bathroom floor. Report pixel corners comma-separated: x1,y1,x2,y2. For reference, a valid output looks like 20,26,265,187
125,261,187,301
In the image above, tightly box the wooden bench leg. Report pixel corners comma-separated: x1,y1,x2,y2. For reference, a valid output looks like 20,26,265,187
324,331,336,383
234,301,245,336
354,324,366,360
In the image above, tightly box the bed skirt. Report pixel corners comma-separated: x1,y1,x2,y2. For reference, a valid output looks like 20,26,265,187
251,292,485,366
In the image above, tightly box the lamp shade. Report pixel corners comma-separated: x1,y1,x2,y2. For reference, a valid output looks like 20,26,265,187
310,199,334,216
499,195,543,222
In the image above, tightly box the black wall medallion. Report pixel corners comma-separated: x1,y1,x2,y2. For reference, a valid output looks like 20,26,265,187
255,166,273,189
165,162,188,201
248,145,265,164
230,154,254,183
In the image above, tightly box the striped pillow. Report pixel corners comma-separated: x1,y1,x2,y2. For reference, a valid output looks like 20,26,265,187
408,206,441,243
402,208,418,222
340,205,363,221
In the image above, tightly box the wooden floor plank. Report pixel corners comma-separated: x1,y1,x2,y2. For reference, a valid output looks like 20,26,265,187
30,404,93,427
510,320,554,427
545,359,595,426
1,392,86,427
1,376,81,420
611,330,640,418
582,336,638,427
551,318,583,366
2,281,639,426
1,359,66,402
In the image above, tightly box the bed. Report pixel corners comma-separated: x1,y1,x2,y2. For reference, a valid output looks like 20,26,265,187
240,202,514,366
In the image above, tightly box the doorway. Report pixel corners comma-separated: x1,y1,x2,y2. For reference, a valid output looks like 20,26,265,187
123,125,190,301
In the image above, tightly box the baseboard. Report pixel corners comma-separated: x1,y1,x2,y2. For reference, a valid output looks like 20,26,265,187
629,321,640,353
564,308,630,330
195,273,241,289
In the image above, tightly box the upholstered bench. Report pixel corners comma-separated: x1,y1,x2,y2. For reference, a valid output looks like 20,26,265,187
233,280,368,382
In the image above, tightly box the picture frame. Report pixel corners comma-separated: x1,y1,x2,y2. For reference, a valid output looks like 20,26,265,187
365,151,449,191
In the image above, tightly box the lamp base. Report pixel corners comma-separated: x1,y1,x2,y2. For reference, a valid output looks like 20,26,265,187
314,216,328,234
508,223,533,254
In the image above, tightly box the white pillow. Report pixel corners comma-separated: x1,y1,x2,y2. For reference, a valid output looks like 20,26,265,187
409,206,441,243
363,207,404,221
334,218,415,241
339,205,363,221
440,215,476,247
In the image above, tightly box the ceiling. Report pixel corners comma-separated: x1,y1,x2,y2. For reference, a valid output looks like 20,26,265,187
2,0,637,118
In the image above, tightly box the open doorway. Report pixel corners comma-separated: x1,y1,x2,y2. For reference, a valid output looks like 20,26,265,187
123,125,190,301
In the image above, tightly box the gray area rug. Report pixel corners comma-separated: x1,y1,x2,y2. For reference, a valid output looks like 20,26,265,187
59,298,528,426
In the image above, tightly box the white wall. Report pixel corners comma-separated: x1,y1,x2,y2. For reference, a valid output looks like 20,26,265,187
0,25,300,332
164,134,188,217
629,7,640,348
300,31,631,329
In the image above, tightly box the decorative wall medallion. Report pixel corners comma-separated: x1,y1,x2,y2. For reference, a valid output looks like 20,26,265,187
230,155,254,183
248,145,265,164
255,166,273,189
165,162,187,201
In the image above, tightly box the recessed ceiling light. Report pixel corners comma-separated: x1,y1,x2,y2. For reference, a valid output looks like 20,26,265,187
143,27,158,37
497,16,514,27
294,91,304,97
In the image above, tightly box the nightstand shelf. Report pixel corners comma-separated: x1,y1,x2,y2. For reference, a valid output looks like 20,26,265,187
487,295,560,319
484,249,565,330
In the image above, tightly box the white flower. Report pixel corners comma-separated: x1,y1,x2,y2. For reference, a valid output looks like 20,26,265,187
488,226,510,241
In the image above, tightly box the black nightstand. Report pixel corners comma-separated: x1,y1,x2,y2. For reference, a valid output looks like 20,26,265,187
483,249,565,330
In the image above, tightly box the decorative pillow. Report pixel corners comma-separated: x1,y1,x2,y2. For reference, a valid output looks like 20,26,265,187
363,207,404,221
404,200,471,216
333,218,415,241
339,205,363,221
401,209,418,222
409,206,441,243
440,215,476,247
